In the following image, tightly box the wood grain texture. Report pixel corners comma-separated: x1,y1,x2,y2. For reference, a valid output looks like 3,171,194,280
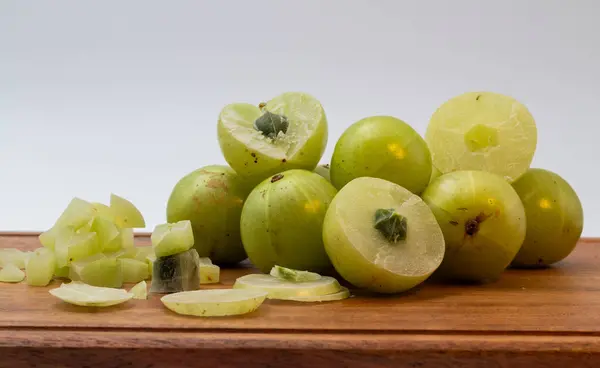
1,233,600,367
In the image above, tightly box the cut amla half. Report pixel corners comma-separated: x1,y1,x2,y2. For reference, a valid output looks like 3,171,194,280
161,289,267,317
426,91,537,182
233,274,342,299
49,281,133,307
198,257,220,284
217,92,328,187
322,177,445,294
151,220,194,258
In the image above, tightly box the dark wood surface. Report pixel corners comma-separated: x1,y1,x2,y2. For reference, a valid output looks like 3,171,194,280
1,233,599,367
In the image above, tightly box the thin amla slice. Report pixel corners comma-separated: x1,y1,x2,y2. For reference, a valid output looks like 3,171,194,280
276,287,351,302
161,289,268,317
49,281,133,307
110,193,146,228
233,274,342,299
269,265,322,282
218,92,328,187
323,177,445,294
151,220,195,258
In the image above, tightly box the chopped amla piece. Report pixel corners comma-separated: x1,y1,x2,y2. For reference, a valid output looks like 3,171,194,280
151,220,195,258
26,248,56,286
69,254,123,288
54,231,100,268
150,248,200,294
120,258,150,283
269,265,322,282
0,248,29,269
0,264,25,283
49,281,133,307
110,193,146,228
198,257,220,284
130,280,148,300
161,289,268,317
146,253,156,278
233,274,342,299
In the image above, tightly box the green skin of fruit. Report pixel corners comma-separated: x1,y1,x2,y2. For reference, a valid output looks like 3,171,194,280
330,116,432,194
322,177,445,294
313,163,331,182
217,92,328,189
510,168,584,268
240,169,337,273
166,165,249,265
421,170,526,283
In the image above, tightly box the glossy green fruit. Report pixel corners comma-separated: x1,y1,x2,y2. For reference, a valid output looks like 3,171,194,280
510,168,584,268
166,165,249,265
240,169,337,273
330,116,432,194
422,171,526,283
323,177,445,294
217,92,328,188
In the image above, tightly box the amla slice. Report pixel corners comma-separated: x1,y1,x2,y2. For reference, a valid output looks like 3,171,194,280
0,264,25,283
277,287,350,302
323,177,445,294
233,274,342,299
49,281,133,307
161,289,268,317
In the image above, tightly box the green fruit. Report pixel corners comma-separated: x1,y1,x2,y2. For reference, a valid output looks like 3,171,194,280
150,249,201,294
166,165,249,265
240,169,337,273
426,91,537,182
313,163,331,182
422,170,526,283
330,116,432,194
323,177,445,294
217,92,328,187
510,168,584,267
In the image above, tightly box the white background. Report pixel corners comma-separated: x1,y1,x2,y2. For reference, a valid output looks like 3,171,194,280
1,0,598,235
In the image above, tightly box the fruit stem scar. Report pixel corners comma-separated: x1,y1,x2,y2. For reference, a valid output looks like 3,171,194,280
373,208,407,243
254,111,289,139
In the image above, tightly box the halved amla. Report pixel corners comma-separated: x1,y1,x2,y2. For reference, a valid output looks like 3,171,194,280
0,264,25,283
233,274,342,299
49,281,133,307
150,248,200,293
26,248,56,286
425,91,537,182
151,220,194,258
218,92,328,187
161,289,268,317
323,177,445,294
198,257,220,284
422,170,526,283
269,265,322,282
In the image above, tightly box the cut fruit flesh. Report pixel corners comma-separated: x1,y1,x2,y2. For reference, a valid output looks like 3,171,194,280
269,265,322,282
233,274,342,299
0,248,28,269
110,193,146,228
425,91,537,182
161,289,268,317
55,232,100,268
198,258,220,284
150,249,200,293
217,92,328,184
130,280,148,299
151,220,195,258
0,264,25,283
49,281,133,307
120,258,150,283
322,176,446,293
26,248,56,286
70,255,123,288
275,287,350,302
